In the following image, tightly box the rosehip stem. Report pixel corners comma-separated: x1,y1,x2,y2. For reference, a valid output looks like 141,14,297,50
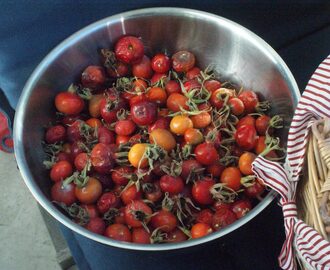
222,82,240,93
183,196,200,212
116,108,129,120
42,142,64,169
215,92,230,105
103,208,119,225
181,144,194,160
42,142,63,156
160,159,182,177
132,210,152,233
185,167,205,184
193,65,215,84
152,75,169,88
75,172,91,188
170,70,180,80
248,113,263,117
62,173,77,187
80,123,97,148
174,198,186,227
219,144,230,155
259,135,285,159
142,183,154,193
228,115,239,126
178,226,192,239
205,127,219,143
163,194,199,228
162,192,174,212
256,100,271,112
219,138,236,145
115,77,133,93
43,160,55,169
177,79,211,112
168,107,204,117
115,150,129,165
123,170,145,191
100,49,117,68
77,87,93,100
68,83,93,100
150,227,167,244
212,105,230,128
62,160,91,188
188,87,211,104
269,115,284,129
55,202,89,225
241,175,257,187
210,183,237,203
220,127,235,136
219,155,238,166
67,83,78,94
139,144,167,172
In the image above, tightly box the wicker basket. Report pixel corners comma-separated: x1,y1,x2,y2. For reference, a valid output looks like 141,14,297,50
296,118,330,269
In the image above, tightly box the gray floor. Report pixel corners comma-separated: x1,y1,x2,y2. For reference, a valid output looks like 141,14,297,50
0,152,61,270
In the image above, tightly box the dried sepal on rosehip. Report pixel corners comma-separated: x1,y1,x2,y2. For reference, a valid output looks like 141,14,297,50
42,141,64,169
210,183,238,204
100,48,129,78
55,202,90,225
259,133,286,161
124,200,153,232
103,208,120,225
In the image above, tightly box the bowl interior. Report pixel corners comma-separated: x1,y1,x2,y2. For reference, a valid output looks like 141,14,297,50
14,8,299,250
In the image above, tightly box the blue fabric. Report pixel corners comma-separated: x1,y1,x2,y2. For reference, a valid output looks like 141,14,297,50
1,1,329,108
60,226,92,270
59,200,284,270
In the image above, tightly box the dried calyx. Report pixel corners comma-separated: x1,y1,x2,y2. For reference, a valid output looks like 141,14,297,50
269,115,284,129
260,133,286,160
68,83,93,100
160,160,182,177
162,192,200,228
115,77,133,93
241,175,257,187
103,208,120,225
55,202,90,225
150,227,168,244
219,145,238,167
79,122,98,148
115,143,133,165
256,100,271,113
42,142,63,169
210,183,238,203
63,159,91,188
141,144,168,171
185,167,205,184
168,144,194,162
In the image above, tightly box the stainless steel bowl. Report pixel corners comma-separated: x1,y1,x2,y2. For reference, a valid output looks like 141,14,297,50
14,7,300,251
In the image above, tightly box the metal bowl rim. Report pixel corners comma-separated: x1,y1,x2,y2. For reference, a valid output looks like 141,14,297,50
14,7,299,251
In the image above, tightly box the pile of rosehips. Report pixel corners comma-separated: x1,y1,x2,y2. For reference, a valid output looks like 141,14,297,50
43,35,284,244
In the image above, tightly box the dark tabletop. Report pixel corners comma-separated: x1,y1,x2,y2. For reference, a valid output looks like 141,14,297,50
1,1,330,269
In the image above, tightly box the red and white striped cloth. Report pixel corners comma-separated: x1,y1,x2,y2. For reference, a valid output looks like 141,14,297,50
252,55,330,270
